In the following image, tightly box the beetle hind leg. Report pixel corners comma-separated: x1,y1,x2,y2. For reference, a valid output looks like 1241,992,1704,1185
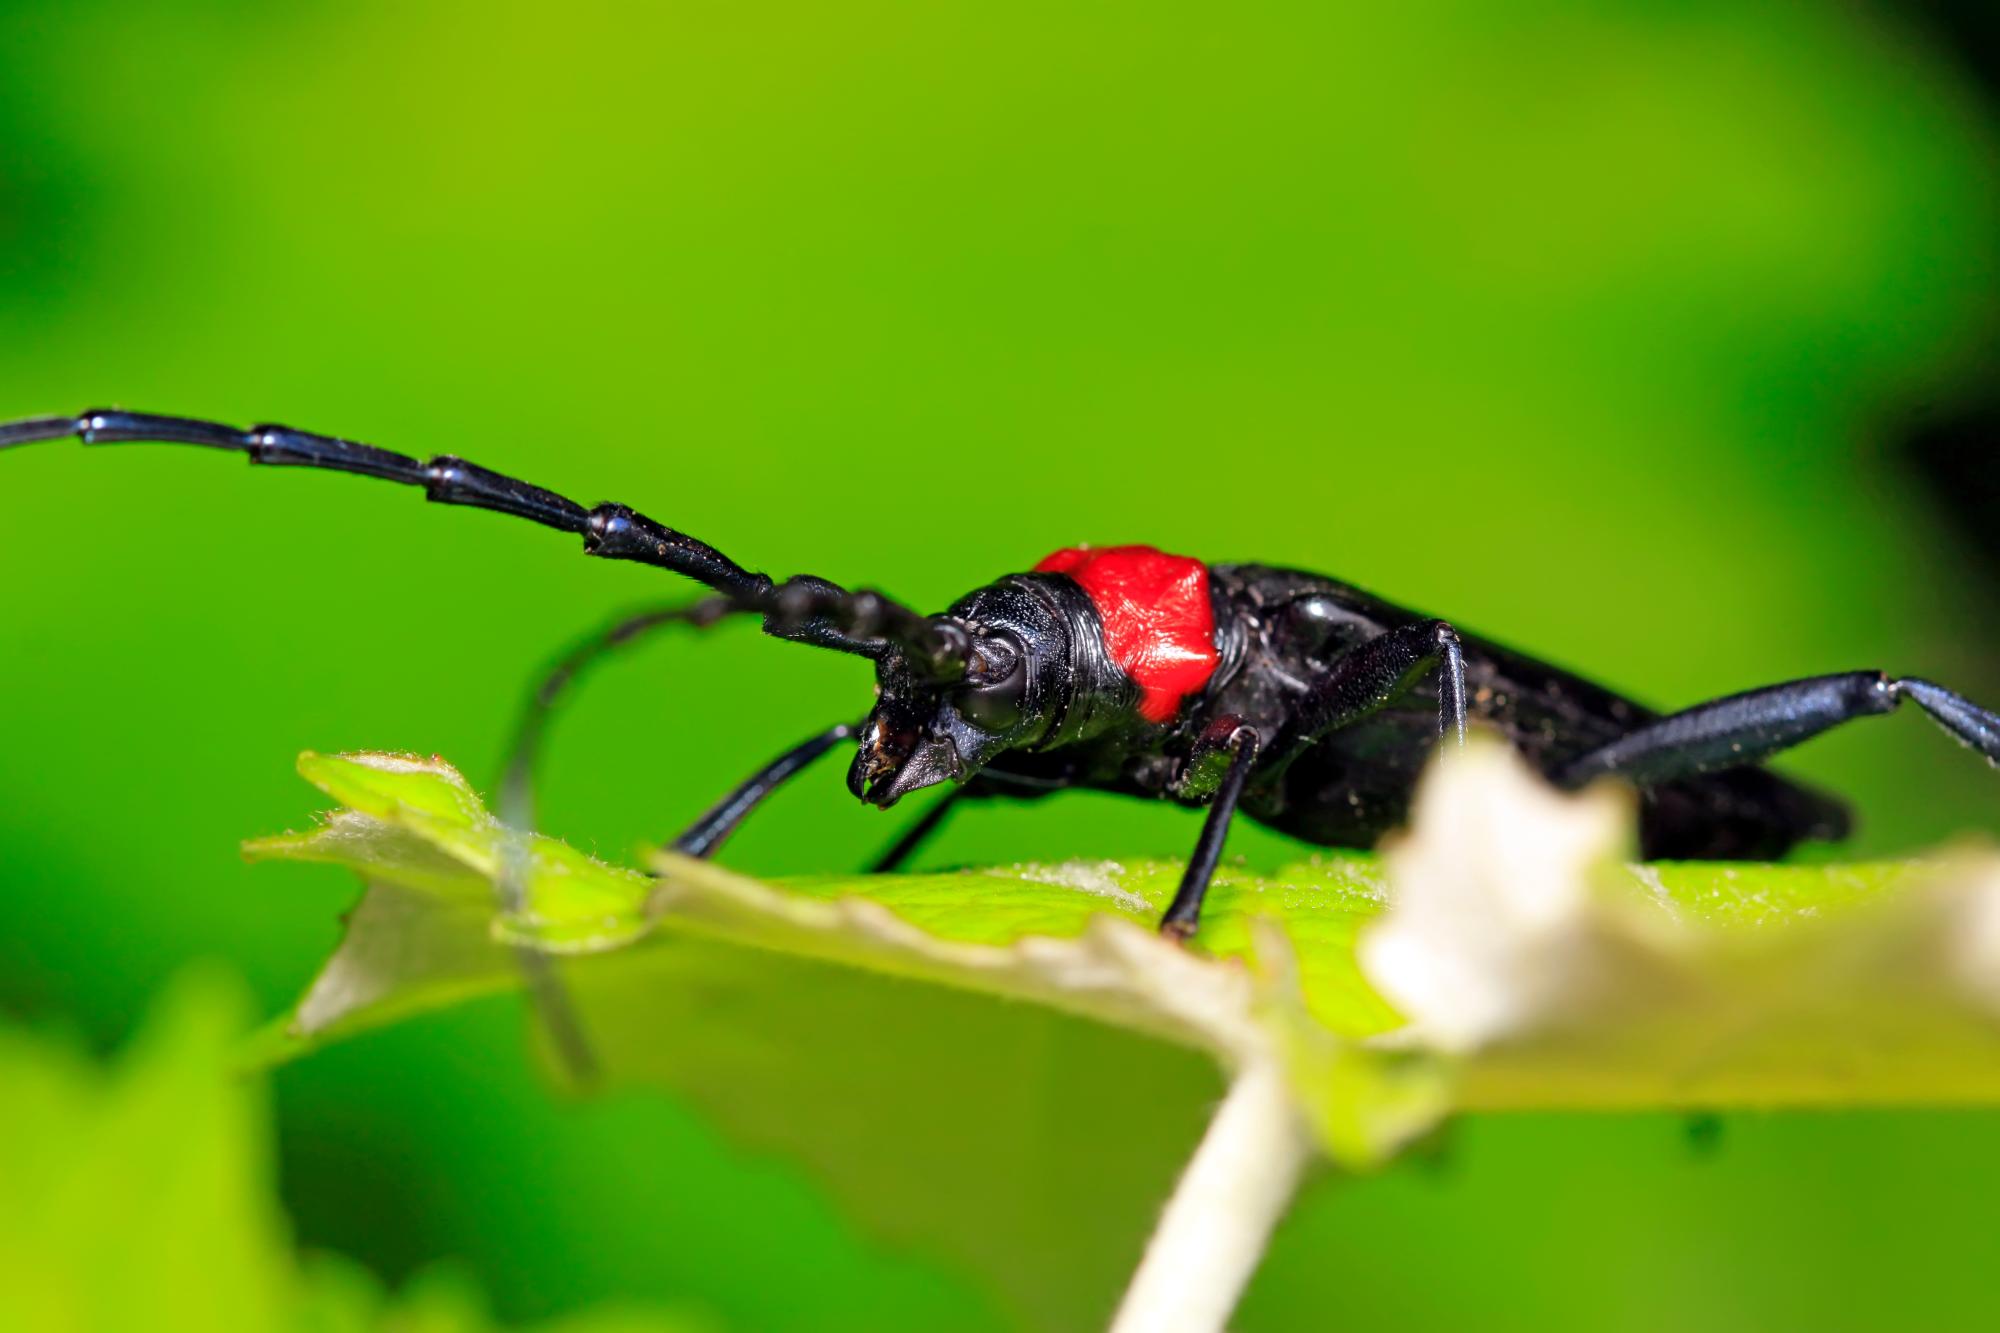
1556,672,2000,791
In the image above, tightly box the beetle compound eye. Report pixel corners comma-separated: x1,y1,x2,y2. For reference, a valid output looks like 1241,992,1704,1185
959,672,1026,732
959,680,1024,732
956,632,1028,732
966,631,1023,685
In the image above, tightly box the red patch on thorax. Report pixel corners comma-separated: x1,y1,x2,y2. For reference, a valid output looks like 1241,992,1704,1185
1033,545,1220,724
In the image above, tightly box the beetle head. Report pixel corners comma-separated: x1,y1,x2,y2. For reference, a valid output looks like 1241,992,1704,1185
848,581,1070,807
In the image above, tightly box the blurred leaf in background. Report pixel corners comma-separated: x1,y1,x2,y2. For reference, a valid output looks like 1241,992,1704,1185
0,1,1997,1330
0,967,703,1333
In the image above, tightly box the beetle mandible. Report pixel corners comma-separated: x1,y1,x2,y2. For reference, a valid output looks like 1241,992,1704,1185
7,408,1999,941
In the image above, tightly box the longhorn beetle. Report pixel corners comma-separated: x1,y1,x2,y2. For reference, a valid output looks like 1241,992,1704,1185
7,409,2000,945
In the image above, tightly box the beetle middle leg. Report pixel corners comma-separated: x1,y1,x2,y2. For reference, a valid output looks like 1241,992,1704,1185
1556,672,2000,790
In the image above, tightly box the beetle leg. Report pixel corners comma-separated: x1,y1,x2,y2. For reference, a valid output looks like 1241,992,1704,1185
498,600,874,859
1172,713,1257,800
1266,619,1468,772
499,600,737,841
487,600,749,1082
1158,621,1469,941
671,721,863,859
1558,672,2000,789
1161,720,1263,941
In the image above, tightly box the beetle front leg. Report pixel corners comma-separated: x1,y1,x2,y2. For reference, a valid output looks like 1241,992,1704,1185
671,721,863,858
498,604,864,863
500,600,735,836
1161,717,1263,941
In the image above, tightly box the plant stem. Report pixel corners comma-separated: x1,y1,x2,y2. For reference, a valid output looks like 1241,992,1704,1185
1110,1058,1311,1333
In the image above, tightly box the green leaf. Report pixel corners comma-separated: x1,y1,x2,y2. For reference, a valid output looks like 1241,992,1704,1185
248,752,1438,1329
0,967,706,1333
1,968,291,1331
249,746,2000,1330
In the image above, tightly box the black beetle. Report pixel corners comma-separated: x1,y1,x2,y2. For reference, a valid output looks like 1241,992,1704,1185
7,408,1998,941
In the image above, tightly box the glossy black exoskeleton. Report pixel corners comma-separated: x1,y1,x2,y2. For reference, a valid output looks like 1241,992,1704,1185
962,565,1862,872
6,408,1998,944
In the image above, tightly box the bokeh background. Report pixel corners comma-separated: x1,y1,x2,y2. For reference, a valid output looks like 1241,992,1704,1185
3,1,1998,1329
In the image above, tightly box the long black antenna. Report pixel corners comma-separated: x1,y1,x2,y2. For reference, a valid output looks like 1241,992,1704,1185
0,409,975,672
0,405,980,1082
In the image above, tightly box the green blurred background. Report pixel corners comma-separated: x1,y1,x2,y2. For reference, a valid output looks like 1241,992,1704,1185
2,1,1998,1328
